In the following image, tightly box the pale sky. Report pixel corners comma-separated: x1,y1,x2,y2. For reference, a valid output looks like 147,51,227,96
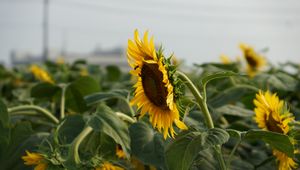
0,0,300,66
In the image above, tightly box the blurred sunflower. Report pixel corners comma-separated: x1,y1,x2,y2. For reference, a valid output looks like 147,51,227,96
116,144,126,159
30,65,54,84
22,150,48,170
220,54,231,64
127,30,187,138
95,162,124,170
253,90,297,170
240,43,266,77
56,57,65,65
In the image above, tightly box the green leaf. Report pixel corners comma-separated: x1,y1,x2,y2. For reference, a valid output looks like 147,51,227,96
88,104,130,157
30,82,60,99
105,65,122,82
201,71,239,88
70,76,100,95
57,115,86,144
165,128,229,170
215,105,254,117
210,86,253,107
0,99,9,127
85,90,129,106
226,129,242,139
0,122,49,170
129,122,165,168
244,130,294,157
65,76,100,113
256,72,298,91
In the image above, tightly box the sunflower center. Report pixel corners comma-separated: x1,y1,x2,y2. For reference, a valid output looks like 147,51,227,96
245,54,258,68
266,113,284,133
141,63,169,110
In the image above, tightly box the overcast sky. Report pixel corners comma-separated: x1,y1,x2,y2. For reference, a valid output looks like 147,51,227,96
0,0,300,66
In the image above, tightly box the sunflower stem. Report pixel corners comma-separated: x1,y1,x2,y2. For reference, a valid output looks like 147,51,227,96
8,105,59,124
177,71,227,170
177,71,214,128
116,112,136,124
227,138,242,168
69,126,93,164
59,84,67,119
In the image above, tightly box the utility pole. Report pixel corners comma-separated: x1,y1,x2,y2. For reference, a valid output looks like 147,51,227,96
42,0,49,61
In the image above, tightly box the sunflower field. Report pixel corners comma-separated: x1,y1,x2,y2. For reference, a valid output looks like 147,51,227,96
1,30,300,170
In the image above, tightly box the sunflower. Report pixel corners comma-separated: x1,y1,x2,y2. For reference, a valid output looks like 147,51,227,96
220,54,231,64
30,65,54,84
239,43,266,77
127,30,187,138
116,144,126,159
253,90,297,170
22,150,48,170
95,162,124,170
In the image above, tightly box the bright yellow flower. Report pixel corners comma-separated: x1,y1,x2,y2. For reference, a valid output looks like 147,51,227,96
95,162,124,170
22,150,48,170
240,43,266,77
253,90,297,170
56,57,65,65
30,65,54,84
127,30,187,139
80,68,89,76
131,157,157,170
220,54,231,64
116,145,126,159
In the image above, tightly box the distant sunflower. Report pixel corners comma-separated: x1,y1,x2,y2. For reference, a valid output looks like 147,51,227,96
253,90,297,170
116,144,126,159
219,54,231,64
30,65,54,84
240,43,266,77
95,162,124,170
22,150,48,170
127,30,187,138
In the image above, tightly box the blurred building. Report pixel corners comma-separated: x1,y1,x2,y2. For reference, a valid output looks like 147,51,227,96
10,46,129,71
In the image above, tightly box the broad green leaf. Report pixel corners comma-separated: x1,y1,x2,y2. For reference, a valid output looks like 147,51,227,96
65,76,100,112
70,76,100,95
256,72,298,91
0,122,10,160
129,122,165,168
165,128,229,170
85,89,129,106
201,71,239,88
65,86,86,113
226,129,242,139
215,105,254,117
0,122,49,170
88,104,130,156
194,63,239,72
0,99,9,127
106,65,121,82
210,87,254,107
57,115,85,144
244,130,294,157
30,82,60,99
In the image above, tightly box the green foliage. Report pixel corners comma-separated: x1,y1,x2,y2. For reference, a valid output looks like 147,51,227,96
0,99,9,127
1,57,300,170
88,104,131,157
243,130,294,157
31,83,60,99
129,122,165,168
85,89,129,106
105,65,122,82
57,115,85,144
201,71,240,89
65,76,100,113
165,128,229,170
